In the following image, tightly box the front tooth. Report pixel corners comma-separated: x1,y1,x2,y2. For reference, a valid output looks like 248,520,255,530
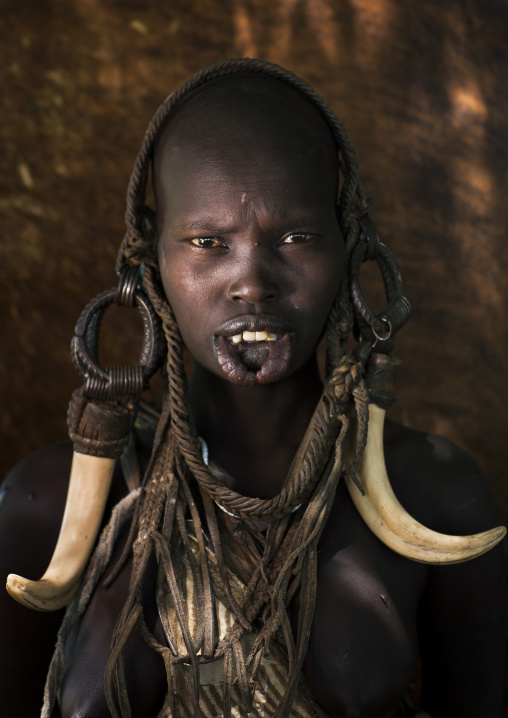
243,331,256,342
255,331,268,341
231,334,242,344
267,333,278,341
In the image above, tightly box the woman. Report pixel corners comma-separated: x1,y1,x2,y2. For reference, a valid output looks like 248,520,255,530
2,59,506,718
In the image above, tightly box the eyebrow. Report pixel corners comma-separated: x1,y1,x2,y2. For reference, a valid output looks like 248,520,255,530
180,218,234,234
179,213,324,235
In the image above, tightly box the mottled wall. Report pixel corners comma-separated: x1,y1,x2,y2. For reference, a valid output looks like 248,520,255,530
1,0,507,532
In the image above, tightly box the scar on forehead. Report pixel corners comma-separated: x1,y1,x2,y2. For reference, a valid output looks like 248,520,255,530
241,192,247,204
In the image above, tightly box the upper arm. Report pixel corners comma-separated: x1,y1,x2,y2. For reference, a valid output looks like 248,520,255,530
389,432,506,717
419,544,505,717
0,443,72,717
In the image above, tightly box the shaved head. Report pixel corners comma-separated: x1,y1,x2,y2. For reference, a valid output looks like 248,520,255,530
153,74,339,225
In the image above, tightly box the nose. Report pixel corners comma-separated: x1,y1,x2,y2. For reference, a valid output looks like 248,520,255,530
226,248,279,306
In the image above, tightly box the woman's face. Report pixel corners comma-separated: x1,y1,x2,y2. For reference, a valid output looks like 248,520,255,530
155,77,344,386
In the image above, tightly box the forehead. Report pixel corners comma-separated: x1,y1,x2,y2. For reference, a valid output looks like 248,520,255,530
153,75,338,221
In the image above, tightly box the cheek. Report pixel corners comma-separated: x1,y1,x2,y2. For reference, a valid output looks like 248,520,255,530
299,247,344,322
163,276,204,339
158,254,222,361
159,246,200,310
159,252,200,333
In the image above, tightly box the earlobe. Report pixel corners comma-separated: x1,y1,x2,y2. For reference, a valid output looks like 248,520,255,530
349,214,411,355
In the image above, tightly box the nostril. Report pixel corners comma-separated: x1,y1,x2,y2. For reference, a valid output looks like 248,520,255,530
228,273,278,304
229,283,277,304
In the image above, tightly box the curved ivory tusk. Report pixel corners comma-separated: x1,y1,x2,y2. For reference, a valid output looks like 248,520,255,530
345,404,506,564
6,452,115,611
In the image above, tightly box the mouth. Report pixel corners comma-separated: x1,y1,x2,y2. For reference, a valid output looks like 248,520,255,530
214,316,293,386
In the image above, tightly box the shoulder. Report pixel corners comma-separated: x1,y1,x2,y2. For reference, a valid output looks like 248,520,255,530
0,436,135,573
0,441,73,546
383,419,502,535
0,443,78,610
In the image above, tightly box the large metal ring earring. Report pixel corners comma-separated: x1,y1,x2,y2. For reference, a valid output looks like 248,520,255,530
71,265,165,400
349,215,412,355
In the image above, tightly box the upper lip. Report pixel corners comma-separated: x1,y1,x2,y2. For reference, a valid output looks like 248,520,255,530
215,314,293,337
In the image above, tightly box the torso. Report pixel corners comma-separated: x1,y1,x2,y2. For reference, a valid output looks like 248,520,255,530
1,420,504,718
57,422,431,718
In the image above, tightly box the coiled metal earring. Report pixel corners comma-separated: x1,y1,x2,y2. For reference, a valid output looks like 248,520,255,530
71,264,165,400
349,214,411,355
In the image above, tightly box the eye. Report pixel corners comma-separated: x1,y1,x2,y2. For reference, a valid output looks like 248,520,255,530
280,233,314,244
190,237,225,249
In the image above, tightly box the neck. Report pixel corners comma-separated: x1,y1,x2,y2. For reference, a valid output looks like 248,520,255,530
188,357,323,499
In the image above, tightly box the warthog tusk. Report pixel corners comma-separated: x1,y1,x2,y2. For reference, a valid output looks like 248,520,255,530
6,452,115,611
345,404,506,564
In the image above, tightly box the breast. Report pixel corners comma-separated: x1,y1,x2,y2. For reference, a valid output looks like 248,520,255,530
301,484,428,717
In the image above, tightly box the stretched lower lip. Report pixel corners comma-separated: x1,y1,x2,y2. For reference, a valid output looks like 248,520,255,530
215,333,292,385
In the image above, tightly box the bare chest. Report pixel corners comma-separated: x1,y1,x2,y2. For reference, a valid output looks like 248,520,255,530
58,486,427,718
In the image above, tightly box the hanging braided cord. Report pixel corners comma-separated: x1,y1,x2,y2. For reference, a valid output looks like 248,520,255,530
97,58,376,718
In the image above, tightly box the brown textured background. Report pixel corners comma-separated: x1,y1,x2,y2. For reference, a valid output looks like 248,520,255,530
1,3,507,525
